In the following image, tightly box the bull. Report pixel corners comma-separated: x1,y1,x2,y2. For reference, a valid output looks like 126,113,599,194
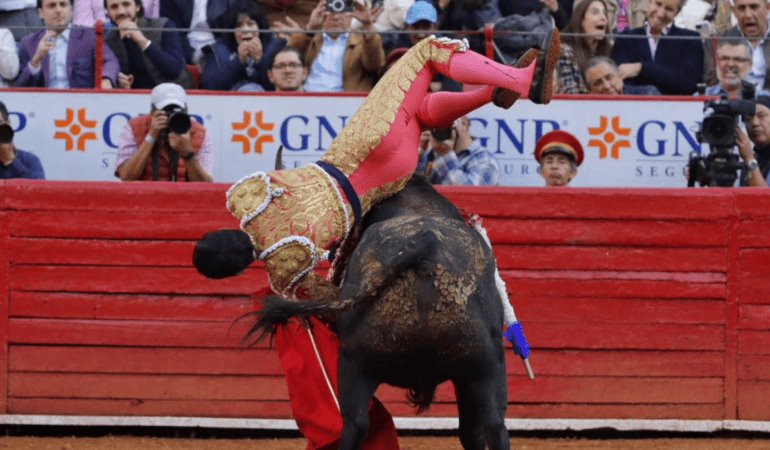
247,175,514,450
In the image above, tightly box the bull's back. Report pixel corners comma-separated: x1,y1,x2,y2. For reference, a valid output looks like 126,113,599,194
338,215,503,375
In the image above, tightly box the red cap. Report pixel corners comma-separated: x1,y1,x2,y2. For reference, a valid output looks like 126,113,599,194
534,130,584,166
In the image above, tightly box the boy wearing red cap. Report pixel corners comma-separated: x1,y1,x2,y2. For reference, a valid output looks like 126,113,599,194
534,129,584,186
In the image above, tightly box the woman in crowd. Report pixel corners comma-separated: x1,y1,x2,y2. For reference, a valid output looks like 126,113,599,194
556,0,611,93
200,2,284,91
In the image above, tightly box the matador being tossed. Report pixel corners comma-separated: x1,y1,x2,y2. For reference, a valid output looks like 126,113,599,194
195,31,561,304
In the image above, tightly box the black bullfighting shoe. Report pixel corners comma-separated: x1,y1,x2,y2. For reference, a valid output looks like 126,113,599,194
492,47,540,109
528,27,561,105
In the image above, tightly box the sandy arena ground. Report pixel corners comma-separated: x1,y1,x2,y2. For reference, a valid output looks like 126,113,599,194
1,434,769,449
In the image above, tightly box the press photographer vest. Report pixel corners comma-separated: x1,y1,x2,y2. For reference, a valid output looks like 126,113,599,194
129,114,205,181
106,17,193,89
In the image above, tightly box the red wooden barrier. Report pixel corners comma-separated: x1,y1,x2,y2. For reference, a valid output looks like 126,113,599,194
1,180,769,422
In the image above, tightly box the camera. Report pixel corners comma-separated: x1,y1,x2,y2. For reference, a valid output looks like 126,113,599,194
690,85,756,187
326,0,352,13
0,123,13,144
430,127,454,141
162,104,192,135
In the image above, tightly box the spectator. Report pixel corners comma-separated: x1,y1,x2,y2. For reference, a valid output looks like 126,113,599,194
703,0,770,94
0,28,19,87
16,0,118,88
73,0,158,27
416,116,501,185
0,1,40,42
160,0,242,64
0,101,45,179
104,0,192,89
200,3,284,92
534,129,584,186
267,46,308,92
575,0,648,32
115,83,213,182
497,0,572,31
735,95,770,186
555,0,611,94
390,0,437,50
276,0,385,92
703,39,754,98
611,0,704,95
674,0,735,35
584,55,661,94
386,1,461,91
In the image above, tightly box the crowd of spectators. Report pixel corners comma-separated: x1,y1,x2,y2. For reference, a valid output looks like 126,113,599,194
0,0,765,96
2,0,770,185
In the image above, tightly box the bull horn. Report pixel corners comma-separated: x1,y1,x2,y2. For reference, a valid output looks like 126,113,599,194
274,145,284,170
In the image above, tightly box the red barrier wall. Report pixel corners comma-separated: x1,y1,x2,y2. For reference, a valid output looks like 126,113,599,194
1,180,769,421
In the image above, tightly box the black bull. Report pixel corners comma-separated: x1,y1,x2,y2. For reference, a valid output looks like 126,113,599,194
249,175,511,450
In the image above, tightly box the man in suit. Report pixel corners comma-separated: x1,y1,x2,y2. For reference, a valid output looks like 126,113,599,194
16,0,119,88
703,0,770,95
104,0,192,89
159,0,243,64
276,0,385,92
584,56,661,95
611,0,703,95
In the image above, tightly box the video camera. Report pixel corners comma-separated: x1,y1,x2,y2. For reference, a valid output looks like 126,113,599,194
0,123,13,144
689,82,756,187
162,104,192,135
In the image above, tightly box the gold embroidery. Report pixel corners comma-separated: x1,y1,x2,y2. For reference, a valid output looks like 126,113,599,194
264,242,314,294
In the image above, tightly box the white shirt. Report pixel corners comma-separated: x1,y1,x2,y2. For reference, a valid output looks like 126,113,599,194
188,0,215,63
0,0,35,10
0,28,19,86
303,32,349,92
645,21,672,59
748,27,768,91
48,26,70,89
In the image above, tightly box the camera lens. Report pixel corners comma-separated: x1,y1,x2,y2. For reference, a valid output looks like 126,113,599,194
0,124,14,144
168,111,192,134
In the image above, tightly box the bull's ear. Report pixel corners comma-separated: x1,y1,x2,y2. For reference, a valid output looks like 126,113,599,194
193,229,255,279
274,145,284,170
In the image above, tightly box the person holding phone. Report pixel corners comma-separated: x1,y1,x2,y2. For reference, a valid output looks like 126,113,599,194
273,0,385,92
16,0,119,88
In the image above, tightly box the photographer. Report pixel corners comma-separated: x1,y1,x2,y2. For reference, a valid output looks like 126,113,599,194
273,0,385,92
416,116,501,186
0,101,45,180
737,96,770,187
115,83,213,182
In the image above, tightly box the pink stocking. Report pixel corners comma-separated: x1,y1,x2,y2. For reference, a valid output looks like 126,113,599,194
416,86,496,129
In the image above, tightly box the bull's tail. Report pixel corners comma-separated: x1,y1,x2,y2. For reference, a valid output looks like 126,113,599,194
240,295,356,345
242,228,439,345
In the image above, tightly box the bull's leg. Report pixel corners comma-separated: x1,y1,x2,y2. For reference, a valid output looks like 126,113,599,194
337,352,379,450
453,367,509,450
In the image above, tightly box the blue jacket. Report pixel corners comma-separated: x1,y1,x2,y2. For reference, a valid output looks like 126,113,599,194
0,149,45,179
611,25,704,95
201,37,285,91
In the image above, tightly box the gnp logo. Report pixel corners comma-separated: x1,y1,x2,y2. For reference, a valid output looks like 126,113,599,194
231,111,274,154
587,116,631,159
54,108,97,152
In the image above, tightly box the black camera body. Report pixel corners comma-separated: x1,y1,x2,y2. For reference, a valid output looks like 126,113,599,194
162,104,192,135
690,93,755,187
0,123,13,144
326,0,352,13
430,127,454,141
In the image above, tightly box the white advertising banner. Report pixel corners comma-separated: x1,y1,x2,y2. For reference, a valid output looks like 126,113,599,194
1,90,709,187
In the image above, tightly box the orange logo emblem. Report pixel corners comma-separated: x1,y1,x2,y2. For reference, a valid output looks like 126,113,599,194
588,116,631,160
232,111,275,154
54,108,97,152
